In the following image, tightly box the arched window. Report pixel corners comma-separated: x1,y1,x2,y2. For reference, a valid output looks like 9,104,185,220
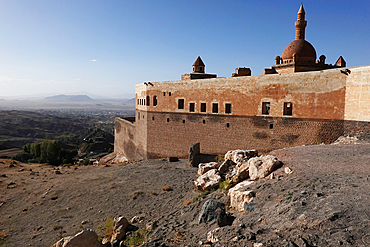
146,96,150,106
153,96,157,106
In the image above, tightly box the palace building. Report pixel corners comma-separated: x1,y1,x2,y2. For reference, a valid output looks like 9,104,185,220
115,5,370,161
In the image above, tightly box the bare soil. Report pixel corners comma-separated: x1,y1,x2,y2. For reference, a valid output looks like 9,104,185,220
1,142,370,246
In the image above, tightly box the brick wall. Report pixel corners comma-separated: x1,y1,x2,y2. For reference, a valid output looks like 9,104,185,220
144,111,344,159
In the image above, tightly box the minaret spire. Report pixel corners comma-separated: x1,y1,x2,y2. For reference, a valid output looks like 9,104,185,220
295,4,307,40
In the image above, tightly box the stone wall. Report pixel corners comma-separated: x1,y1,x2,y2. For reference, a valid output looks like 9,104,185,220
143,112,344,159
344,65,370,121
114,117,147,161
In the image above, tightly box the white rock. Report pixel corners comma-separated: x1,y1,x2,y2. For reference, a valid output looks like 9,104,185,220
230,160,250,184
249,155,280,180
227,180,255,212
198,162,220,176
51,229,104,247
224,149,258,165
207,228,220,243
284,167,293,174
194,169,222,191
254,243,264,247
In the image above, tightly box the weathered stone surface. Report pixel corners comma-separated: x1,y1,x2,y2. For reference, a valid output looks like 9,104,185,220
198,162,220,176
218,159,235,174
198,199,225,224
225,149,258,165
52,229,104,247
194,169,222,191
249,155,280,180
207,228,220,243
98,153,128,166
244,202,257,212
214,207,228,227
189,142,200,167
230,160,250,184
228,180,255,212
110,216,129,243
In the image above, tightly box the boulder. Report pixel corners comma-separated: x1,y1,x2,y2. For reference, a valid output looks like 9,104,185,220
189,142,201,167
198,199,225,224
248,155,280,180
98,153,128,165
52,229,104,247
194,169,222,191
198,162,220,176
218,159,235,174
110,216,129,243
230,160,250,185
228,180,255,212
214,207,228,227
224,149,258,165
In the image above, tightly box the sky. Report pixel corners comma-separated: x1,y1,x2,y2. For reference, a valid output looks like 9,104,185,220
0,0,369,98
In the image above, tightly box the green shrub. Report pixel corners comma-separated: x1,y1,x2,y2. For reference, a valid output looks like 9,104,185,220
125,228,147,246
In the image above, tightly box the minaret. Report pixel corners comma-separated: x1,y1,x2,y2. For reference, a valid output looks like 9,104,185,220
295,4,307,40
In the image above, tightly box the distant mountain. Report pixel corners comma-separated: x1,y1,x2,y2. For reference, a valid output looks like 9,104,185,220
123,98,135,106
43,94,95,103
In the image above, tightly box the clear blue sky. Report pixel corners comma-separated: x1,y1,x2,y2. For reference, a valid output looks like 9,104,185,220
0,0,369,98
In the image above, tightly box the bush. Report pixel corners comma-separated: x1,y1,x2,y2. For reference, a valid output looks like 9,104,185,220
124,228,147,246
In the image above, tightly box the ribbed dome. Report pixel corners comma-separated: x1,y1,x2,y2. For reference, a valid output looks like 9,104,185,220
281,39,316,62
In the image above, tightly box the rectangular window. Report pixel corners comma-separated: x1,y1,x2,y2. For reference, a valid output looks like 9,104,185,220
178,99,184,109
189,103,195,112
262,102,270,115
283,102,293,116
201,103,206,112
225,103,232,113
212,103,218,113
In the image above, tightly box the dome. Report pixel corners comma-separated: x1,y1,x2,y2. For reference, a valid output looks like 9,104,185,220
281,39,316,62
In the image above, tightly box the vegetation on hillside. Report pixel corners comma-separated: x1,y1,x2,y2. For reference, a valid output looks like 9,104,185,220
12,140,77,166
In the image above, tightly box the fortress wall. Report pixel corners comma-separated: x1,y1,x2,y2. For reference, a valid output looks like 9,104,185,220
114,117,147,161
345,65,370,121
137,68,347,120
145,111,344,159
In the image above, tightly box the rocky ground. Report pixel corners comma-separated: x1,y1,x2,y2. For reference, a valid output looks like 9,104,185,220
1,142,370,246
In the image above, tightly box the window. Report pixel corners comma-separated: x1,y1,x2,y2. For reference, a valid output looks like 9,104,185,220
201,103,206,112
152,116,155,120
269,123,273,129
153,96,157,106
283,102,293,116
138,112,140,119
212,103,218,113
143,99,146,105
163,92,166,96
189,103,195,112
178,99,184,109
225,103,232,114
262,102,270,115
146,96,150,106
182,120,185,123
226,123,230,128
169,92,171,96
137,99,139,105
167,118,170,122
203,120,206,124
